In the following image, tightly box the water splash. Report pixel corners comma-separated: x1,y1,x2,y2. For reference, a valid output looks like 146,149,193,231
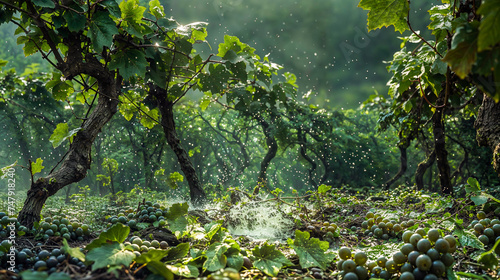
224,199,294,240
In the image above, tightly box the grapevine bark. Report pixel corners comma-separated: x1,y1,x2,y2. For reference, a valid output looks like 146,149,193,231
150,86,207,206
475,93,500,176
18,77,120,228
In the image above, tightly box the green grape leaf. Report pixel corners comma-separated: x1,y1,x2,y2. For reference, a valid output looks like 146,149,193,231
205,222,223,242
467,177,481,191
19,271,50,280
32,0,55,8
428,4,453,42
146,260,174,280
446,266,458,280
200,64,231,93
169,216,188,237
358,0,409,33
63,10,86,32
46,272,72,280
217,35,256,58
49,123,81,148
477,238,500,270
135,249,169,263
86,242,135,271
118,96,135,121
120,0,145,23
471,194,489,206
139,107,159,129
442,40,477,79
225,242,243,271
164,243,190,262
477,0,500,51
46,73,74,101
165,203,189,236
227,61,248,81
453,227,484,250
0,59,7,69
318,184,332,194
87,11,119,52
252,242,293,277
149,0,165,19
288,230,333,270
52,80,74,101
109,49,147,80
22,39,39,56
100,0,121,18
166,202,189,221
62,239,85,262
200,95,212,111
477,251,498,270
203,242,229,271
119,0,146,37
166,263,199,278
31,158,44,176
86,223,130,251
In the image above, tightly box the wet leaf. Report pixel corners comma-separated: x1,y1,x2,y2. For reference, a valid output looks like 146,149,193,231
164,243,190,262
318,184,332,194
477,0,500,51
87,11,119,52
146,260,174,280
32,0,55,8
109,49,147,80
252,242,292,277
477,238,500,270
49,123,81,148
31,158,44,176
166,263,199,278
358,0,409,33
62,239,85,262
288,230,334,270
86,223,130,251
203,242,229,272
86,242,135,270
453,227,484,250
135,249,169,263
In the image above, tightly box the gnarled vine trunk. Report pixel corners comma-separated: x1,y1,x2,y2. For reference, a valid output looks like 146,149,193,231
415,150,436,190
254,117,278,194
475,93,500,176
151,87,207,206
18,77,120,228
432,89,453,195
383,145,408,189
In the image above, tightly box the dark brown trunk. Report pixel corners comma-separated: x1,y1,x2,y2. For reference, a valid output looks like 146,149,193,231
151,88,206,206
475,93,500,176
432,92,453,195
383,145,408,189
298,129,318,188
18,77,120,228
415,150,436,190
255,118,278,194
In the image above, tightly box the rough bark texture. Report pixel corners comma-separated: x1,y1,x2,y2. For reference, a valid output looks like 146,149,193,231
415,150,436,190
383,145,408,189
18,77,120,228
255,118,278,194
475,93,500,176
151,87,207,206
298,129,318,188
432,96,453,195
